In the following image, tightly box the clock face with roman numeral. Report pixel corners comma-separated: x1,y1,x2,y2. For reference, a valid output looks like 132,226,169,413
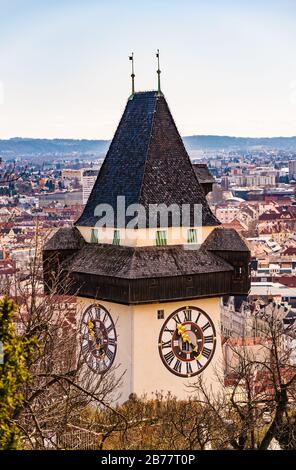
158,306,216,378
81,304,117,374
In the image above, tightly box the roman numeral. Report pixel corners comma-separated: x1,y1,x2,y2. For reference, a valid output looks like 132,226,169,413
164,351,174,365
82,343,89,355
202,321,211,332
196,359,202,369
202,347,211,359
106,324,113,334
173,360,182,374
184,309,192,322
182,341,190,352
102,312,108,323
161,340,171,349
94,357,100,370
164,327,174,335
204,334,214,344
195,312,201,324
186,362,193,375
106,349,114,361
173,314,182,325
89,309,96,320
108,337,116,346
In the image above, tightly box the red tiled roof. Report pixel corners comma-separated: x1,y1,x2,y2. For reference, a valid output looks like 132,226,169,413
0,259,16,275
223,220,245,231
282,247,296,256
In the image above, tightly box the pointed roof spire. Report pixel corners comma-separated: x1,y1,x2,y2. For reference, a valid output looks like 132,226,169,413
76,91,219,228
156,49,163,96
129,52,135,99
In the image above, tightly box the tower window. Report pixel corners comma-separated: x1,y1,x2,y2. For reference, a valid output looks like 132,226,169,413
157,309,164,320
234,266,243,278
90,228,98,243
113,230,120,245
156,230,167,246
187,229,197,243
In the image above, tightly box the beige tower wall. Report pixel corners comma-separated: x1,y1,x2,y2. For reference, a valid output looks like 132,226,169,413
132,297,223,400
77,226,216,247
77,296,223,404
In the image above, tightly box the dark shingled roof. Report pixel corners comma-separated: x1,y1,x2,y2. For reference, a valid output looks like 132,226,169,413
82,169,99,177
202,228,249,252
193,164,215,184
63,243,233,279
44,227,85,251
76,91,219,228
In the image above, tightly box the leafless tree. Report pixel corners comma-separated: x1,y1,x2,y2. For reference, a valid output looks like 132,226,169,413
5,228,125,449
0,157,27,185
59,392,227,451
5,222,296,449
188,303,296,450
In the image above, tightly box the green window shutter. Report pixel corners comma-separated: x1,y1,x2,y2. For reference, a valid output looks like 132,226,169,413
90,228,98,243
156,230,167,246
187,229,197,243
113,230,120,245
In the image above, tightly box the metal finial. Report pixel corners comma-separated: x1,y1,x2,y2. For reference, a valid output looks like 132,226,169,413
156,49,163,96
129,53,135,99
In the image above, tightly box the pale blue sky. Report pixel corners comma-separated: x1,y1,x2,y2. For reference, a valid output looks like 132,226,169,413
0,0,296,139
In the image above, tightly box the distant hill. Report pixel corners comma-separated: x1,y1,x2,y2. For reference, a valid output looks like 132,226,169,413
0,138,109,158
1,135,296,158
183,135,296,151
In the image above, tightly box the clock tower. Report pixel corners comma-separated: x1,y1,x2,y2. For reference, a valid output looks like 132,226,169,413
43,90,250,402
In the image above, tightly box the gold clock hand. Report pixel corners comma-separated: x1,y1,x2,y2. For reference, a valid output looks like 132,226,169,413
88,320,105,356
176,323,186,336
177,323,192,345
88,319,95,338
177,323,195,351
176,323,201,359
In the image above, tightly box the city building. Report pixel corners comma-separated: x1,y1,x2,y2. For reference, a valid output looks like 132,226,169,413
81,169,99,205
61,169,82,180
289,160,296,181
221,296,247,338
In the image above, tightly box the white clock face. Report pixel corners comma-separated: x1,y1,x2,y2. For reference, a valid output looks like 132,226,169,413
81,304,117,374
158,306,216,378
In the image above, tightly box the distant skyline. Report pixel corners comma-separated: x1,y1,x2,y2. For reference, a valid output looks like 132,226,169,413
1,0,296,139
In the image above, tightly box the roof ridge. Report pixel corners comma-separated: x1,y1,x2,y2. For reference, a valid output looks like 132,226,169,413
138,95,219,226
135,94,157,219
